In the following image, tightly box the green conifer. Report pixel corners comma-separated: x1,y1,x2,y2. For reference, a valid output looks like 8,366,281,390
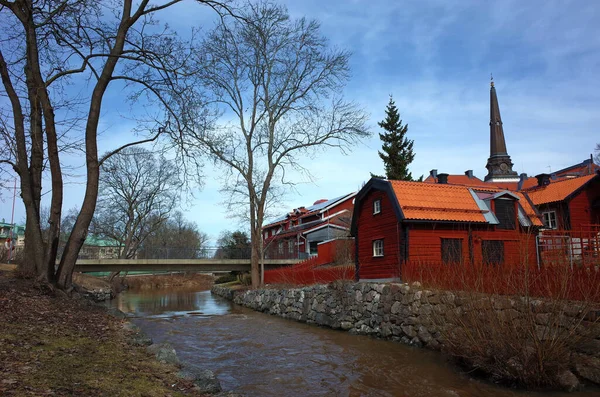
372,95,415,180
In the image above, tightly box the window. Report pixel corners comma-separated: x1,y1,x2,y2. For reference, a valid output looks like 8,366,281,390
441,238,462,264
263,231,268,240
278,241,283,254
542,211,558,229
288,240,295,254
495,199,516,229
373,239,384,257
482,240,504,265
373,199,381,215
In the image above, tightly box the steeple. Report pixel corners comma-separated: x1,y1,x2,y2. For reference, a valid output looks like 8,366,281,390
484,77,519,182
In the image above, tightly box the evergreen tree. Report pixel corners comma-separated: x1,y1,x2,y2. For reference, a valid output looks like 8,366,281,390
372,96,415,180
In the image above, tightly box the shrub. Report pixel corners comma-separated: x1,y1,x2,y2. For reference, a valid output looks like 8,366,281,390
410,261,600,389
214,273,238,284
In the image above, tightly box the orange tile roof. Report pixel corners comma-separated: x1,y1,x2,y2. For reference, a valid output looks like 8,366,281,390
526,174,597,205
514,192,544,226
423,174,490,188
390,180,488,222
494,177,538,191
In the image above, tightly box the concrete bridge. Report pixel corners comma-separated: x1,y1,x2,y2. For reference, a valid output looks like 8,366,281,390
73,258,299,273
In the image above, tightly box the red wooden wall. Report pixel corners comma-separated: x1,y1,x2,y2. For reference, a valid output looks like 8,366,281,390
569,178,600,229
355,189,401,279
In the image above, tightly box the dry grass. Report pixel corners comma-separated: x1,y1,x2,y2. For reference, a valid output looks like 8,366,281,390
123,273,214,290
0,269,201,396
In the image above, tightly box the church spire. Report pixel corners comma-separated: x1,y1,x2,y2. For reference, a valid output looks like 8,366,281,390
484,78,518,182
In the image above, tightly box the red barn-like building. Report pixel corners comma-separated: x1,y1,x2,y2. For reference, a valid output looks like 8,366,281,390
350,178,543,280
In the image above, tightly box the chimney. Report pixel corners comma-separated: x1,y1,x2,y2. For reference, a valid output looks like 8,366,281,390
437,173,449,184
517,173,528,191
535,173,551,187
464,170,473,179
429,169,438,179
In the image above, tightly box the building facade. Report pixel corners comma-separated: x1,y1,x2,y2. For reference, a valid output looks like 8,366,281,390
262,193,356,259
351,178,542,280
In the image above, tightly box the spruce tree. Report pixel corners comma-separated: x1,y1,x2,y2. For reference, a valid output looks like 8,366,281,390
372,95,415,180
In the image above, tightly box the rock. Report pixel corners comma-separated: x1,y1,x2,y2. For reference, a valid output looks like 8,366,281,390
340,321,353,330
557,369,580,392
129,333,153,347
574,354,600,385
411,281,422,288
417,326,433,344
106,307,128,319
147,343,181,367
179,368,222,394
401,324,416,338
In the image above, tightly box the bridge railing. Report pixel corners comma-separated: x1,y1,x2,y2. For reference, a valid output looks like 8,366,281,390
56,246,307,261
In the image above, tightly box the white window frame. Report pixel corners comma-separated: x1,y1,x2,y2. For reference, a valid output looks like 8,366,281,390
373,199,381,215
373,239,384,257
288,240,294,254
542,211,558,229
278,240,284,254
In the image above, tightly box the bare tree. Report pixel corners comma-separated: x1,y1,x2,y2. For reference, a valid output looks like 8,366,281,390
0,0,227,291
92,147,182,260
140,211,209,259
175,1,370,287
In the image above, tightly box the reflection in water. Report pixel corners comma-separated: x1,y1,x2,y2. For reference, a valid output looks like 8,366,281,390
114,288,230,318
113,289,600,397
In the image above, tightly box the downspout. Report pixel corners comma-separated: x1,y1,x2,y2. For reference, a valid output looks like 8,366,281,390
354,228,359,282
468,224,474,265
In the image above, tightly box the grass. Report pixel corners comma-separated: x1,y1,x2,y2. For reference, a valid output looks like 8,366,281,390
0,269,202,396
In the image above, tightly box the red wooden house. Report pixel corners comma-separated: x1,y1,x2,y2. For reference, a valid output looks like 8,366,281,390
350,178,543,280
525,173,600,231
525,173,600,266
262,192,356,259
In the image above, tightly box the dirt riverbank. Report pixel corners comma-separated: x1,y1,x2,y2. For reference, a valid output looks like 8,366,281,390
0,268,204,396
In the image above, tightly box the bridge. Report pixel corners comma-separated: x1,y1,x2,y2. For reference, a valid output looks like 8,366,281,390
73,258,299,273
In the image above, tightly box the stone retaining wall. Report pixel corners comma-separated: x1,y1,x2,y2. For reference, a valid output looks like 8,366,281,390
212,281,600,389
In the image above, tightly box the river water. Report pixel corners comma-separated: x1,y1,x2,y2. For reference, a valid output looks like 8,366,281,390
112,287,599,397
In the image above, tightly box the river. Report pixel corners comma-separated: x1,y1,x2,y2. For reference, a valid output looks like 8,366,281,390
111,287,600,397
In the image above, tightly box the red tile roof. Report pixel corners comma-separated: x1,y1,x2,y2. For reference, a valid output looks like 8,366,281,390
390,180,488,223
526,174,597,205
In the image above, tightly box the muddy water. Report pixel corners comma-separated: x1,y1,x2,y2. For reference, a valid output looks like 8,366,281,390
112,288,599,397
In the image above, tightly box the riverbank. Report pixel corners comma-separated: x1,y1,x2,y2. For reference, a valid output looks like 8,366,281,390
123,273,215,290
0,268,204,396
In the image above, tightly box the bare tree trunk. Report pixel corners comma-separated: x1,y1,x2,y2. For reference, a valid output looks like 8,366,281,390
56,1,134,291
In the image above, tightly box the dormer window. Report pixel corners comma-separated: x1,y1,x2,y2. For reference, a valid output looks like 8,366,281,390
373,199,381,215
542,211,557,229
495,199,516,230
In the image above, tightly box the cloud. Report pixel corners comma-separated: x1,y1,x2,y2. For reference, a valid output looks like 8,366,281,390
2,0,599,243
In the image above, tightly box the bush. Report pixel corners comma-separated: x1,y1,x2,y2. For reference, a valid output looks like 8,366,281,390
214,273,238,284
410,262,600,389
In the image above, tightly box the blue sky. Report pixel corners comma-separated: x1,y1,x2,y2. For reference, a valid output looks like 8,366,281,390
1,0,599,244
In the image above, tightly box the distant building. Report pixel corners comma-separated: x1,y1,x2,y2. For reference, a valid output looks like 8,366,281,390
262,193,356,259
78,236,121,259
0,220,25,251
